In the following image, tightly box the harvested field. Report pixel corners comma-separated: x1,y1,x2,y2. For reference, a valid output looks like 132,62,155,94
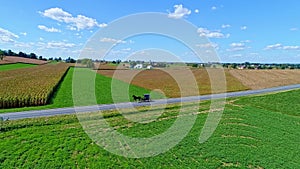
0,56,48,65
0,63,70,108
229,69,300,89
98,68,249,98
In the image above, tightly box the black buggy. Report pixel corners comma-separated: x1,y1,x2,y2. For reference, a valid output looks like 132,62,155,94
141,94,151,102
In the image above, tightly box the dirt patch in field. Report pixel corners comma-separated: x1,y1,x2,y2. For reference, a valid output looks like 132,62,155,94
98,68,248,98
0,56,48,65
229,69,300,89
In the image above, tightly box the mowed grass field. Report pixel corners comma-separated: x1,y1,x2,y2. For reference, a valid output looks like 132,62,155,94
0,63,37,71
98,68,249,98
1,89,299,168
0,67,164,113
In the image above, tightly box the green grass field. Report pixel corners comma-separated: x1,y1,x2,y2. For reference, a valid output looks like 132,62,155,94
0,67,164,113
0,63,37,71
1,89,299,168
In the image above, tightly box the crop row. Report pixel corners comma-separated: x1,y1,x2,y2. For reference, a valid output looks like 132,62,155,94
0,63,70,109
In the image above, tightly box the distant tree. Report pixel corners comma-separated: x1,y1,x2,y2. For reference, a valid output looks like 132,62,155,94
80,58,89,65
116,59,121,64
66,57,76,63
0,50,4,60
18,52,27,58
232,63,237,69
29,53,37,59
192,63,198,68
7,49,12,56
7,49,16,56
39,56,43,60
49,57,53,61
54,57,61,62
86,59,94,68
78,58,94,68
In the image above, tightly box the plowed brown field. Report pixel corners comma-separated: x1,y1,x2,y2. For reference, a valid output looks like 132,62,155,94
0,56,48,65
98,68,249,98
229,69,300,89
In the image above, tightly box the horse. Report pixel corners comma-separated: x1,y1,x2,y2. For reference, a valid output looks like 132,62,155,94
132,95,142,102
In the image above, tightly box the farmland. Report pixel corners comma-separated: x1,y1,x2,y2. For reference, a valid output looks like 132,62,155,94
0,63,70,108
0,67,164,112
98,69,249,98
1,89,299,168
0,56,48,65
229,69,300,89
0,63,37,71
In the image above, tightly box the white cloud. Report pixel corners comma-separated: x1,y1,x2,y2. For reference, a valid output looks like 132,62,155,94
99,23,108,28
39,7,107,30
282,45,300,50
67,26,77,31
40,7,71,21
0,27,19,43
38,25,61,33
168,4,191,19
75,32,82,38
122,48,131,51
197,27,230,38
232,54,242,57
241,26,247,30
264,43,283,50
194,9,199,13
196,43,219,49
20,32,27,36
227,42,249,52
128,40,135,44
227,47,247,52
250,53,259,56
241,40,251,43
230,43,245,48
211,6,217,10
100,37,126,44
263,44,300,50
290,28,298,31
46,41,76,49
221,24,231,29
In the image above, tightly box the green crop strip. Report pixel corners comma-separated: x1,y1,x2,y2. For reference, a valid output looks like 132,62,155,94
0,63,37,71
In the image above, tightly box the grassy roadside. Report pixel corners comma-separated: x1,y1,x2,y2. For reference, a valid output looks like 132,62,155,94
1,89,299,168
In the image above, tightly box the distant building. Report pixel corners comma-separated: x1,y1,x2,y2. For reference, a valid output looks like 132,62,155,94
146,65,153,69
134,64,143,69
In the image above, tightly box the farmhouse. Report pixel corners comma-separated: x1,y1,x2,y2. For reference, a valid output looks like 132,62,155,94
146,65,153,69
134,64,143,69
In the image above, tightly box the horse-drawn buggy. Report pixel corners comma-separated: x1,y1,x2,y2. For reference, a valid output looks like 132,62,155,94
132,94,151,102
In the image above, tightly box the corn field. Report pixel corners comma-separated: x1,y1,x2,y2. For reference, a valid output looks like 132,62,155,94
0,63,70,109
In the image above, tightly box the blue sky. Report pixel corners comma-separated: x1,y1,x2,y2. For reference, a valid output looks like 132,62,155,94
0,0,299,63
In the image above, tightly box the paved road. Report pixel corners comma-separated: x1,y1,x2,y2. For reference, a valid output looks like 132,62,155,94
2,84,300,120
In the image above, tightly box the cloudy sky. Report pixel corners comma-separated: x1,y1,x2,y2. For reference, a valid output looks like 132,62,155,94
0,0,300,63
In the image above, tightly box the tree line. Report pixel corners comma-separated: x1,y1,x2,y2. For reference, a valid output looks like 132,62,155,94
0,49,76,63
0,49,46,60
